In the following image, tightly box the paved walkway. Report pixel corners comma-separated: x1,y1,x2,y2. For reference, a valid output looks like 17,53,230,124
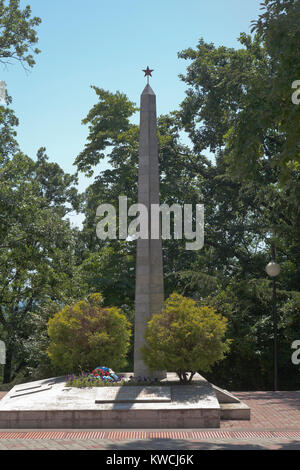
0,391,299,450
222,391,300,430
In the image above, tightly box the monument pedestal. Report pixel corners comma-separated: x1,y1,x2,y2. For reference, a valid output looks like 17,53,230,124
0,374,249,429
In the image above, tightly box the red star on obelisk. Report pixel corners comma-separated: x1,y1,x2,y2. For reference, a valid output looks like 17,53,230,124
142,66,154,84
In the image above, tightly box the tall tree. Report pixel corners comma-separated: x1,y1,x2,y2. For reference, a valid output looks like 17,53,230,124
252,0,300,178
177,23,300,290
0,150,82,383
0,0,41,163
177,0,300,182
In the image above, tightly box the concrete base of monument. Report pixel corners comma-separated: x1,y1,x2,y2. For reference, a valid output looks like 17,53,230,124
0,373,250,429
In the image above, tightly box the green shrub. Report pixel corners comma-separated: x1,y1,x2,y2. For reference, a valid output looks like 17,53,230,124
142,293,231,383
47,293,131,374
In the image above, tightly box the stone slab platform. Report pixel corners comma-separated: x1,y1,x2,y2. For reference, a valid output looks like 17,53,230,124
0,375,220,429
95,386,171,403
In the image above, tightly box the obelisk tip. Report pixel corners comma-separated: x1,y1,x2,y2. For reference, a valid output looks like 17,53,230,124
142,83,155,96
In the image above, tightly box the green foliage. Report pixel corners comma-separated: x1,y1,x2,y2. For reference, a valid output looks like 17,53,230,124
22,300,63,381
142,293,230,383
74,87,138,176
178,0,300,183
0,151,82,383
79,245,135,308
204,280,300,390
47,294,132,374
252,0,300,180
0,0,41,68
0,102,19,165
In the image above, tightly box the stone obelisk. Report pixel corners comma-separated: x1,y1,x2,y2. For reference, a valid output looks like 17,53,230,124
134,68,166,379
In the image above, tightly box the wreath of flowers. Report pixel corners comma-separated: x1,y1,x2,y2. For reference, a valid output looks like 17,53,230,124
89,366,122,382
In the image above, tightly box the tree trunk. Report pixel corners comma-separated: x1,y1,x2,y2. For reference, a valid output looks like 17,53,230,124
188,372,195,383
177,371,195,384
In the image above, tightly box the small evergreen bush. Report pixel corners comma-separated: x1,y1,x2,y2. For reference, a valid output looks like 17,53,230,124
142,293,231,383
47,293,131,374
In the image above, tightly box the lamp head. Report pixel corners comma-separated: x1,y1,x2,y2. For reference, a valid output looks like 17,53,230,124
266,261,280,277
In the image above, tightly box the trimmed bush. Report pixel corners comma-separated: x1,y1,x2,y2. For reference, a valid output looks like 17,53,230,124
142,293,230,383
47,293,131,374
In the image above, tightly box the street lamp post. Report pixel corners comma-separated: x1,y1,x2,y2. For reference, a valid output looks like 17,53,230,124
265,243,280,392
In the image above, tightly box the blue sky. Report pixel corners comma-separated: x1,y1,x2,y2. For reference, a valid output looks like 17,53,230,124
1,0,262,226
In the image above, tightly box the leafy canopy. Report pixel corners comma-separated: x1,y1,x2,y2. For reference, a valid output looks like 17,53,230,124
178,0,300,183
